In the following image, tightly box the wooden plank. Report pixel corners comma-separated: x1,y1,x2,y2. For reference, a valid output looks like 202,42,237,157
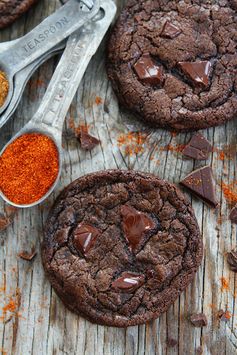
0,0,237,354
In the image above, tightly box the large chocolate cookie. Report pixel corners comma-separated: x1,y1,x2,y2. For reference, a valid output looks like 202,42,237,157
42,170,202,327
0,0,39,29
107,0,237,131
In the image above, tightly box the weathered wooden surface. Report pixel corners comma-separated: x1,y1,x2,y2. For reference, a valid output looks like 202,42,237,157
0,0,236,354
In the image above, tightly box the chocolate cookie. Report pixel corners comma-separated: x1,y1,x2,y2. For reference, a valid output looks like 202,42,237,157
42,170,202,327
107,0,237,131
0,0,40,29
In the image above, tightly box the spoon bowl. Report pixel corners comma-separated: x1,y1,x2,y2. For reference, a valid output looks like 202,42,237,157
0,127,63,208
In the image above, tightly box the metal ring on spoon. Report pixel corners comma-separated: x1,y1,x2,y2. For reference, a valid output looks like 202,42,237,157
0,0,116,208
0,0,100,115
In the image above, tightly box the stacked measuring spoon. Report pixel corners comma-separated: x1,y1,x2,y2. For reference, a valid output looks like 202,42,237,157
0,0,100,129
0,0,117,208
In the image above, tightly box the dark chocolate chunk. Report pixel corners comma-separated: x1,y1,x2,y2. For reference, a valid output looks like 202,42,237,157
112,272,145,292
190,313,207,327
166,338,178,348
227,250,237,272
180,166,218,208
134,55,164,85
230,205,237,224
161,21,181,39
73,223,101,255
18,247,37,261
121,205,156,251
79,131,100,151
178,61,212,88
183,133,212,160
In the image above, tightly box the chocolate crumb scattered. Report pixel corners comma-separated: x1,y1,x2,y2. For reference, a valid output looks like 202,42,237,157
190,313,207,327
79,131,100,151
167,338,178,348
230,205,237,224
227,250,237,272
18,247,37,261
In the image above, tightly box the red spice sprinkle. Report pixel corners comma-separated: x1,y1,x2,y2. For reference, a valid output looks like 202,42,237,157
2,298,16,314
218,151,225,161
220,277,229,291
161,144,185,153
0,133,59,205
117,132,147,156
221,182,237,204
68,118,90,137
95,96,103,105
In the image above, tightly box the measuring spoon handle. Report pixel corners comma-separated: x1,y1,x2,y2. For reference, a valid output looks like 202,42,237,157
32,0,116,137
0,0,100,75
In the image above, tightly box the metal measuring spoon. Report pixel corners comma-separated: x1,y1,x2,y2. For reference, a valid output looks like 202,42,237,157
0,0,117,208
0,0,100,115
0,40,67,129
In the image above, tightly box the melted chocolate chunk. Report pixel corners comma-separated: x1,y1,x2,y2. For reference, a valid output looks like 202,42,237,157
161,21,181,39
182,133,212,160
134,55,164,85
227,250,237,272
79,131,100,151
180,166,218,208
178,61,212,88
121,205,156,251
230,205,237,224
73,223,101,255
190,313,207,327
112,272,145,292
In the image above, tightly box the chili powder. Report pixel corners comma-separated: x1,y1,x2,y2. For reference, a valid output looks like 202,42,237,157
0,133,59,205
0,71,9,107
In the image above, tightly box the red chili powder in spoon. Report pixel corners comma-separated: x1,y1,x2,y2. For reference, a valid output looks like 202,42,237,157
0,133,59,205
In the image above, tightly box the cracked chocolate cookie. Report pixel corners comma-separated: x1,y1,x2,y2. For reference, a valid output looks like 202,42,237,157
0,0,40,29
107,0,237,131
42,170,202,327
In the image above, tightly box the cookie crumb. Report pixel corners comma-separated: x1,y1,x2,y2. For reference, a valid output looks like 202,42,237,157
18,247,37,261
79,131,100,151
190,313,207,327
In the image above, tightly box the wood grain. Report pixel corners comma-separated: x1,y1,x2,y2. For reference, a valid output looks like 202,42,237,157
0,1,236,354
